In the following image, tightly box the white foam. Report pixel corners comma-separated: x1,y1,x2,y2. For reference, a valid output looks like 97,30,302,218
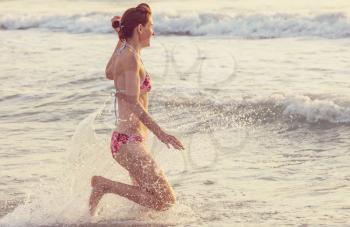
239,93,350,124
153,90,350,125
0,100,196,226
275,94,350,123
1,12,350,38
0,111,110,226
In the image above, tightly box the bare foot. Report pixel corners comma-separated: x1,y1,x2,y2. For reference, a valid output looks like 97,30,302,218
89,176,107,216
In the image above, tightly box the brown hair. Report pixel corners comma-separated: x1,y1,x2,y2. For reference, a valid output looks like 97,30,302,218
112,3,152,40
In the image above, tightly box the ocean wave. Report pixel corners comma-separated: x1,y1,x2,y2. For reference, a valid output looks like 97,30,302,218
1,12,350,38
152,92,350,131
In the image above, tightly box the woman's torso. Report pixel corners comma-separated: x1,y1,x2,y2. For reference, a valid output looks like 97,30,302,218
110,44,150,138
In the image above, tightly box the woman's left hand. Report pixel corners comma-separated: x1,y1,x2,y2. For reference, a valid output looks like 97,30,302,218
157,131,185,150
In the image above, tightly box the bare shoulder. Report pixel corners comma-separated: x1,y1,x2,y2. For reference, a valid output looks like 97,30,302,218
120,50,140,72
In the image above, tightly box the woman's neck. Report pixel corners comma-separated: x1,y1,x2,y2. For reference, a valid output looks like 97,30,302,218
125,39,141,55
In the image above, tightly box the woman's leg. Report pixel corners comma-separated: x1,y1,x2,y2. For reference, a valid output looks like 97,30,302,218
89,142,176,215
129,173,139,186
89,175,164,215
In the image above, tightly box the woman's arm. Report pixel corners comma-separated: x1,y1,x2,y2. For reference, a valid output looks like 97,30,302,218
118,54,184,150
106,16,123,80
105,40,122,80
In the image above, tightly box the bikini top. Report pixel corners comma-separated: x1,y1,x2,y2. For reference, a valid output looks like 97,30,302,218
140,72,152,93
116,41,152,93
114,42,152,121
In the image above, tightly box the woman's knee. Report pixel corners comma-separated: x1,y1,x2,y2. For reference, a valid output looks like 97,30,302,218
166,192,176,206
155,196,176,211
154,187,176,210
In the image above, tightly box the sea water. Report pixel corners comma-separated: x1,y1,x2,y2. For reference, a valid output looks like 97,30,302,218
0,0,350,226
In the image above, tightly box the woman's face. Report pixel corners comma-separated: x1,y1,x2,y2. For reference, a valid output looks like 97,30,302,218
139,17,154,48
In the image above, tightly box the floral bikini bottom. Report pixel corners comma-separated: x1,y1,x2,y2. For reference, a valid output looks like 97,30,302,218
110,131,144,158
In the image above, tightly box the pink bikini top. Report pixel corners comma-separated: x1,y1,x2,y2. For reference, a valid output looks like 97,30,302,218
114,72,151,120
113,41,152,120
140,72,152,93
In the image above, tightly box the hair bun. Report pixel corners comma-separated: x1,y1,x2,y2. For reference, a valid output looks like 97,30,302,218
112,20,120,29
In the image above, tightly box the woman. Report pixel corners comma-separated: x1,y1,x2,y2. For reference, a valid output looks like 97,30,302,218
89,3,185,215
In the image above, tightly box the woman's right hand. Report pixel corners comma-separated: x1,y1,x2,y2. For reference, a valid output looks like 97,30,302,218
157,131,185,150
